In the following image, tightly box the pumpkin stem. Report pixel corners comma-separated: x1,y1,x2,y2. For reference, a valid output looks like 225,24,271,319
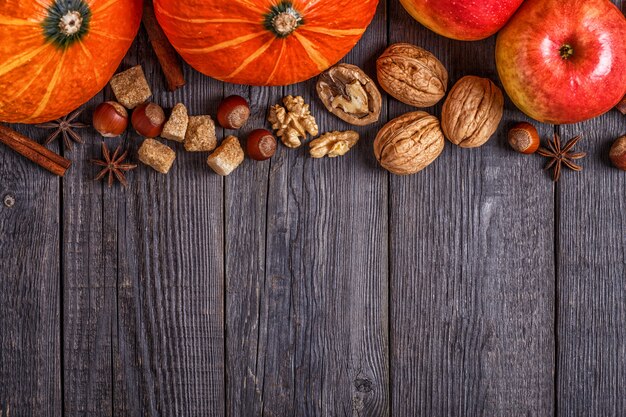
59,11,83,36
264,1,303,38
273,12,299,36
42,0,91,49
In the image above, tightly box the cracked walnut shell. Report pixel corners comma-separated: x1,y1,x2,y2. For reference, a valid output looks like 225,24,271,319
377,43,448,108
374,111,445,175
316,64,382,126
309,130,359,158
442,76,504,148
268,95,319,148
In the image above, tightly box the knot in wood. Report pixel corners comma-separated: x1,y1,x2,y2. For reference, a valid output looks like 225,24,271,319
3,194,15,208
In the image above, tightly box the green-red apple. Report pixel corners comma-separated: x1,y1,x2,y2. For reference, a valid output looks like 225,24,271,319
399,0,524,41
496,0,626,124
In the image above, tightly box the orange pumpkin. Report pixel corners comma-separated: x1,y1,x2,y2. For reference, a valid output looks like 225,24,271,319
153,0,379,86
0,0,143,124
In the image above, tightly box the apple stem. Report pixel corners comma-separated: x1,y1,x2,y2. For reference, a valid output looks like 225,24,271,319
560,44,574,60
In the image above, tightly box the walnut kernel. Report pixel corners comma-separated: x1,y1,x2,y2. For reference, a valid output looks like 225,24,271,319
316,64,382,126
309,131,359,158
268,95,318,148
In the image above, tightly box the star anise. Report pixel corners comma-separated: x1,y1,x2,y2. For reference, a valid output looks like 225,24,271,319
537,133,586,182
36,109,89,151
91,142,137,187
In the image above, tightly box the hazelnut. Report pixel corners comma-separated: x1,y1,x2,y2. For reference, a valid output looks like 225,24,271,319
609,135,626,171
373,111,445,175
247,129,277,161
377,43,448,108
508,122,540,154
132,102,165,137
442,76,504,148
217,95,250,129
93,101,128,137
316,63,382,126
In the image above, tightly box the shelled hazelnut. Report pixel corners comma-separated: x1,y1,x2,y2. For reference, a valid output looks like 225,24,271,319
132,102,165,137
217,95,250,129
609,135,626,171
508,122,540,154
247,129,277,161
93,101,128,137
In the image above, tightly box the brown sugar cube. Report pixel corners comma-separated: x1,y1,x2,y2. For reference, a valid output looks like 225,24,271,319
109,65,152,109
184,115,217,152
138,139,176,174
162,103,189,142
207,135,244,176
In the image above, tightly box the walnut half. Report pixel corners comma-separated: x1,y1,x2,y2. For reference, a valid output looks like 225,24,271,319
309,130,359,158
316,64,382,126
268,95,319,148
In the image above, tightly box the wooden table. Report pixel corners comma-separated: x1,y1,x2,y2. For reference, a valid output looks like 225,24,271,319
1,2,625,416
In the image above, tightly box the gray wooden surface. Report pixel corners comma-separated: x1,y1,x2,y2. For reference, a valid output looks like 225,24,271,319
1,1,625,416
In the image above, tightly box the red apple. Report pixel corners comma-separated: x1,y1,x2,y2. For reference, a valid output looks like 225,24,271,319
399,0,524,41
496,0,626,125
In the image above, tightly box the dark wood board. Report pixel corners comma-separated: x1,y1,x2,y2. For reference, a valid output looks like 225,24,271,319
0,0,625,416
557,1,626,412
0,126,62,417
557,112,626,417
388,3,556,416
60,31,226,417
257,2,390,415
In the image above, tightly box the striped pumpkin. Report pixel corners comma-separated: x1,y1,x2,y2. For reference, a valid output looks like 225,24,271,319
153,0,379,86
0,0,142,124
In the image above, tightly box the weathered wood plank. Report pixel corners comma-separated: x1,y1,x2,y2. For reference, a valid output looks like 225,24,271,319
259,2,390,415
62,30,226,417
223,82,279,417
557,0,626,407
557,116,626,417
0,125,62,417
388,3,556,415
62,84,117,417
112,32,226,417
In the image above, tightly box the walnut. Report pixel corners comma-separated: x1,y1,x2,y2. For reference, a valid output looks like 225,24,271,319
373,111,444,175
377,43,448,108
268,95,319,148
316,64,382,126
441,76,504,148
309,130,359,158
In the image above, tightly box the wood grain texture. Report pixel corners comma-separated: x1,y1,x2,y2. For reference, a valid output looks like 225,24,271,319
388,3,555,416
557,0,626,406
557,116,626,417
0,124,61,417
62,86,116,417
260,2,390,415
2,1,626,416
62,30,226,417
113,33,225,417
223,82,277,417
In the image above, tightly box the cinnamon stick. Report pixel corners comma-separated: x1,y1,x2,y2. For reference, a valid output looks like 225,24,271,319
617,95,626,115
143,1,185,92
0,124,71,176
